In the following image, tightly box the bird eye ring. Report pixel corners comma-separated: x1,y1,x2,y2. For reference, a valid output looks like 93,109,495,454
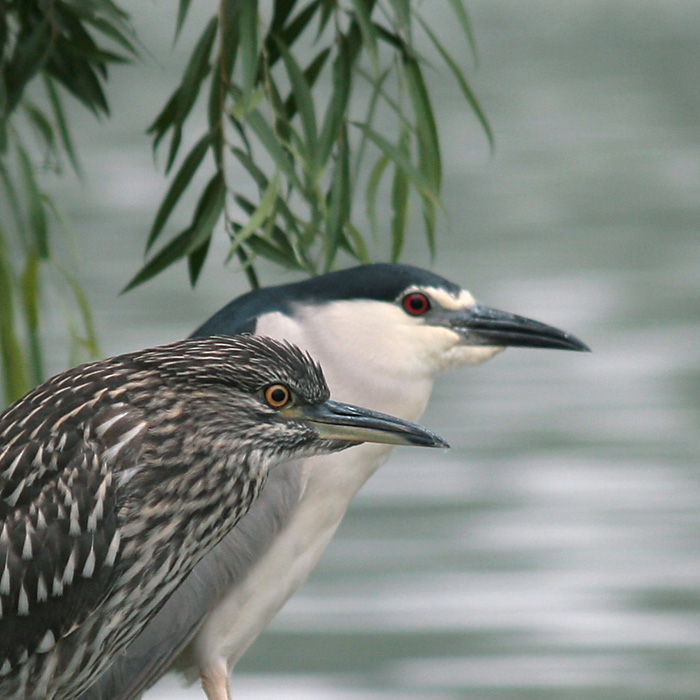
402,292,431,315
264,384,292,409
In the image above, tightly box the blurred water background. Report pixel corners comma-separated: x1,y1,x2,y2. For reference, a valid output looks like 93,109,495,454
43,1,700,698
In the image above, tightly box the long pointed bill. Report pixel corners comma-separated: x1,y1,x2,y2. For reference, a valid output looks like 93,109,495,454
447,304,590,352
286,401,449,448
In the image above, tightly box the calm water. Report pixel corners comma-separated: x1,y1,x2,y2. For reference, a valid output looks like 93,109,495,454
46,1,700,698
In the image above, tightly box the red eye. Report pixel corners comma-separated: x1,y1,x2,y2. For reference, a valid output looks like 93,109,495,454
402,292,431,316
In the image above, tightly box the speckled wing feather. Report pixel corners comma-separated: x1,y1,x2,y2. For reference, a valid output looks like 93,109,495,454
0,371,146,679
79,458,305,700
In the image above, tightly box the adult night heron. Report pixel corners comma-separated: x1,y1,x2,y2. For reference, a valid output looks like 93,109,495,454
82,263,589,700
0,333,445,700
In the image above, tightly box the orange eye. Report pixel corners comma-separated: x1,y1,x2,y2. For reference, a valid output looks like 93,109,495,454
264,384,292,408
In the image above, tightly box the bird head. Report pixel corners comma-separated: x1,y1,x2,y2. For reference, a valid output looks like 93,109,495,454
137,335,448,467
191,265,589,418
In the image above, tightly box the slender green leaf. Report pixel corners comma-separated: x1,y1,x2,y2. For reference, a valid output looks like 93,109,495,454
282,47,330,122
148,89,179,150
21,251,43,386
229,174,279,254
209,2,242,164
350,0,379,74
0,160,27,241
61,270,100,357
124,173,224,291
4,19,51,113
390,132,410,261
0,74,8,151
447,0,478,64
403,57,441,190
325,125,350,269
188,236,211,286
246,235,304,270
277,41,318,169
230,89,265,121
166,16,217,170
421,193,437,258
231,146,270,190
240,0,259,94
44,75,81,175
175,0,194,41
230,147,304,248
244,109,303,191
353,122,438,202
271,0,300,32
344,222,371,263
415,12,494,150
267,1,321,67
23,102,55,153
47,49,110,116
81,15,139,56
0,232,28,403
365,152,389,238
351,65,390,190
318,36,352,166
387,0,411,30
16,141,49,257
230,245,260,289
147,132,212,251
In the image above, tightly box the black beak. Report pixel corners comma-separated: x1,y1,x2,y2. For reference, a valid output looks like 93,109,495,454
445,304,590,352
286,401,449,448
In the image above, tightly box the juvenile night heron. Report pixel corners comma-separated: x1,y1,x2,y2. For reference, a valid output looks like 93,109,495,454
81,263,589,700
0,333,446,700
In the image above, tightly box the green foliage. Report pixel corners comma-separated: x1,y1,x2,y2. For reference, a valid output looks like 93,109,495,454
0,0,490,407
126,0,492,291
0,0,137,403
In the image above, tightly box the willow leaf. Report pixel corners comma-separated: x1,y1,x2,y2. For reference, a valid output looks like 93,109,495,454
416,11,494,150
365,152,389,238
61,270,99,357
16,141,49,258
125,173,224,291
403,57,441,191
350,0,379,74
421,192,437,258
0,236,28,403
390,134,410,261
20,251,42,387
244,110,303,191
246,235,304,270
447,0,478,63
240,0,259,94
147,132,212,251
188,235,211,286
267,1,321,67
44,75,81,175
344,222,371,263
325,125,350,268
229,174,279,255
148,89,179,150
353,122,438,202
175,0,194,41
278,42,318,169
23,102,55,153
166,16,217,170
318,36,352,166
283,47,331,122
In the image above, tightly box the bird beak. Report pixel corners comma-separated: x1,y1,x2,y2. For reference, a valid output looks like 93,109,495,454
284,401,449,448
444,303,590,351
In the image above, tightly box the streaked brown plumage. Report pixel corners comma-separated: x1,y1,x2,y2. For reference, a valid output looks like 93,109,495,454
0,334,445,700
